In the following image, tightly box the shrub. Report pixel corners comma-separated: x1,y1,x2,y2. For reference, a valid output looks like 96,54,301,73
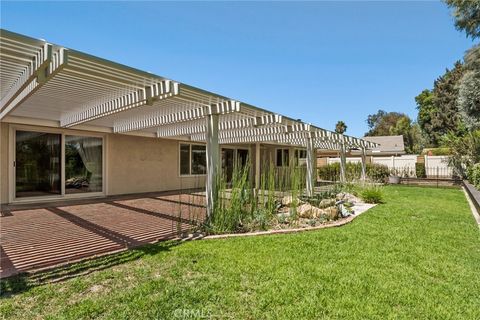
415,163,426,178
317,162,389,183
357,185,384,204
468,163,480,188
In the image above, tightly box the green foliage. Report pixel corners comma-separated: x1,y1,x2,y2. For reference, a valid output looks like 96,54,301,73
356,185,384,204
317,162,389,183
445,0,480,40
421,148,451,156
458,45,480,129
365,109,424,153
415,163,426,178
442,130,480,178
467,163,480,188
335,120,347,134
416,62,466,146
205,162,254,234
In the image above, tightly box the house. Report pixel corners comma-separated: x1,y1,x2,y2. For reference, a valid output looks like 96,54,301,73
0,30,377,214
317,135,404,167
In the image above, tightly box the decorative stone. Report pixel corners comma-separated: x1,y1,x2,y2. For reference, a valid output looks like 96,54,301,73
336,192,360,204
324,206,339,220
319,198,336,208
297,203,314,218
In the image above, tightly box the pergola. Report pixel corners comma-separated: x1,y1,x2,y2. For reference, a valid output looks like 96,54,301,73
0,29,378,215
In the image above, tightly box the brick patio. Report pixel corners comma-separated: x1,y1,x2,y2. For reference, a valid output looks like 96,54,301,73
0,191,206,278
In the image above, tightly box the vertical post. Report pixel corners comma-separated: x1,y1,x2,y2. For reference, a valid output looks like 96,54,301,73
306,135,315,197
361,147,367,182
206,113,219,217
255,142,261,190
339,142,347,183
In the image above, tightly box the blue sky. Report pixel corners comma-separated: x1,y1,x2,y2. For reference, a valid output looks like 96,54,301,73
1,1,474,136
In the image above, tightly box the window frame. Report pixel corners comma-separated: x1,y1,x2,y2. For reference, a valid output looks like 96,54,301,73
178,142,207,177
275,148,290,167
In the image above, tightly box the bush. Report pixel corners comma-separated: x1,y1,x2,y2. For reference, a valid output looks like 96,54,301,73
317,162,389,183
415,163,426,178
357,185,384,204
468,163,480,188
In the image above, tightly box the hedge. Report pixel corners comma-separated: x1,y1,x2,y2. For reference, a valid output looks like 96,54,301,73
317,162,389,183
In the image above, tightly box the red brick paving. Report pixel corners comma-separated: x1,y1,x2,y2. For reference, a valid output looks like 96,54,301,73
0,193,206,278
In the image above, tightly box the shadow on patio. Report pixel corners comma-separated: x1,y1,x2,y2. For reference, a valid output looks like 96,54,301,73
0,190,206,283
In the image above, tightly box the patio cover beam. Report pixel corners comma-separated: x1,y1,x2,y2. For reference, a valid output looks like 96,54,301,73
60,80,179,127
156,114,283,138
0,45,68,120
114,99,241,134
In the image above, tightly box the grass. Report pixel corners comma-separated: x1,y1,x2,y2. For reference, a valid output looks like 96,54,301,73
1,185,479,319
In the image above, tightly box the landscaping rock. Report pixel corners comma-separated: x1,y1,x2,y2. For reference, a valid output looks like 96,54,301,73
324,206,339,220
336,192,360,204
319,198,336,208
297,203,314,218
281,195,302,206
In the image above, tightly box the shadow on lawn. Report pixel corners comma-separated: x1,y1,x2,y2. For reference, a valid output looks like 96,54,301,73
0,240,181,297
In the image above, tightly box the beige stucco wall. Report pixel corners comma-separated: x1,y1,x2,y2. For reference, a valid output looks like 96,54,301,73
106,134,205,195
0,122,208,204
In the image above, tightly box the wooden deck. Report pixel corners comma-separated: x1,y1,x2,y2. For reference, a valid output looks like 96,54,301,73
0,191,206,279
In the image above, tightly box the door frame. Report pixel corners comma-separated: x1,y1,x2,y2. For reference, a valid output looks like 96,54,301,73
9,124,106,204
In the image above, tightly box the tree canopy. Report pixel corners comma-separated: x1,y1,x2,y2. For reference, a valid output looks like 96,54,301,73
334,121,347,134
445,0,480,39
365,110,423,154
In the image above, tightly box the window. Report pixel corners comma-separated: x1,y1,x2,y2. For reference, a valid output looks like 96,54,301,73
65,136,103,193
276,148,290,167
180,144,190,175
295,149,307,167
180,143,207,175
191,145,206,175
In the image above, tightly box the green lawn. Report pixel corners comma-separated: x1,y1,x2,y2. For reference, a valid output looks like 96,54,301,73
1,185,479,319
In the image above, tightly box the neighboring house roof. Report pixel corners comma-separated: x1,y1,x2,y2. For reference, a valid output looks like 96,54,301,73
363,135,405,154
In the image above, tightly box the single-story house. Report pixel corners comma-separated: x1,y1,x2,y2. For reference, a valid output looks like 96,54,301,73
0,29,377,215
317,135,404,167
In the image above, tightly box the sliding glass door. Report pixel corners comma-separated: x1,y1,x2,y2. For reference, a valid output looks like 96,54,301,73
15,131,61,198
14,130,103,200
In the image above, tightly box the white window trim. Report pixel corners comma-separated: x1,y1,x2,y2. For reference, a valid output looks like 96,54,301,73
8,124,106,203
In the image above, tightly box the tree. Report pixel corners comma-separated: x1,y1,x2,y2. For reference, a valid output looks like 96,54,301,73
335,121,347,134
445,0,480,39
457,70,480,129
415,62,465,146
457,45,480,129
365,110,408,136
442,130,480,178
415,89,437,146
365,110,424,154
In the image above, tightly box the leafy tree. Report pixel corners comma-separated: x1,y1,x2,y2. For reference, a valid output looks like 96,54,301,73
457,45,480,129
457,70,480,129
415,89,437,145
365,110,424,154
335,121,347,134
445,0,480,39
416,62,465,146
366,110,406,136
442,130,480,178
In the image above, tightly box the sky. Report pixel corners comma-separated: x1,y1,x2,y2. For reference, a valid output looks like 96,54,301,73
0,1,474,137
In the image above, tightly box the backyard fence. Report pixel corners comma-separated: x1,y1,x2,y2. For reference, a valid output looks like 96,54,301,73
325,155,454,179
